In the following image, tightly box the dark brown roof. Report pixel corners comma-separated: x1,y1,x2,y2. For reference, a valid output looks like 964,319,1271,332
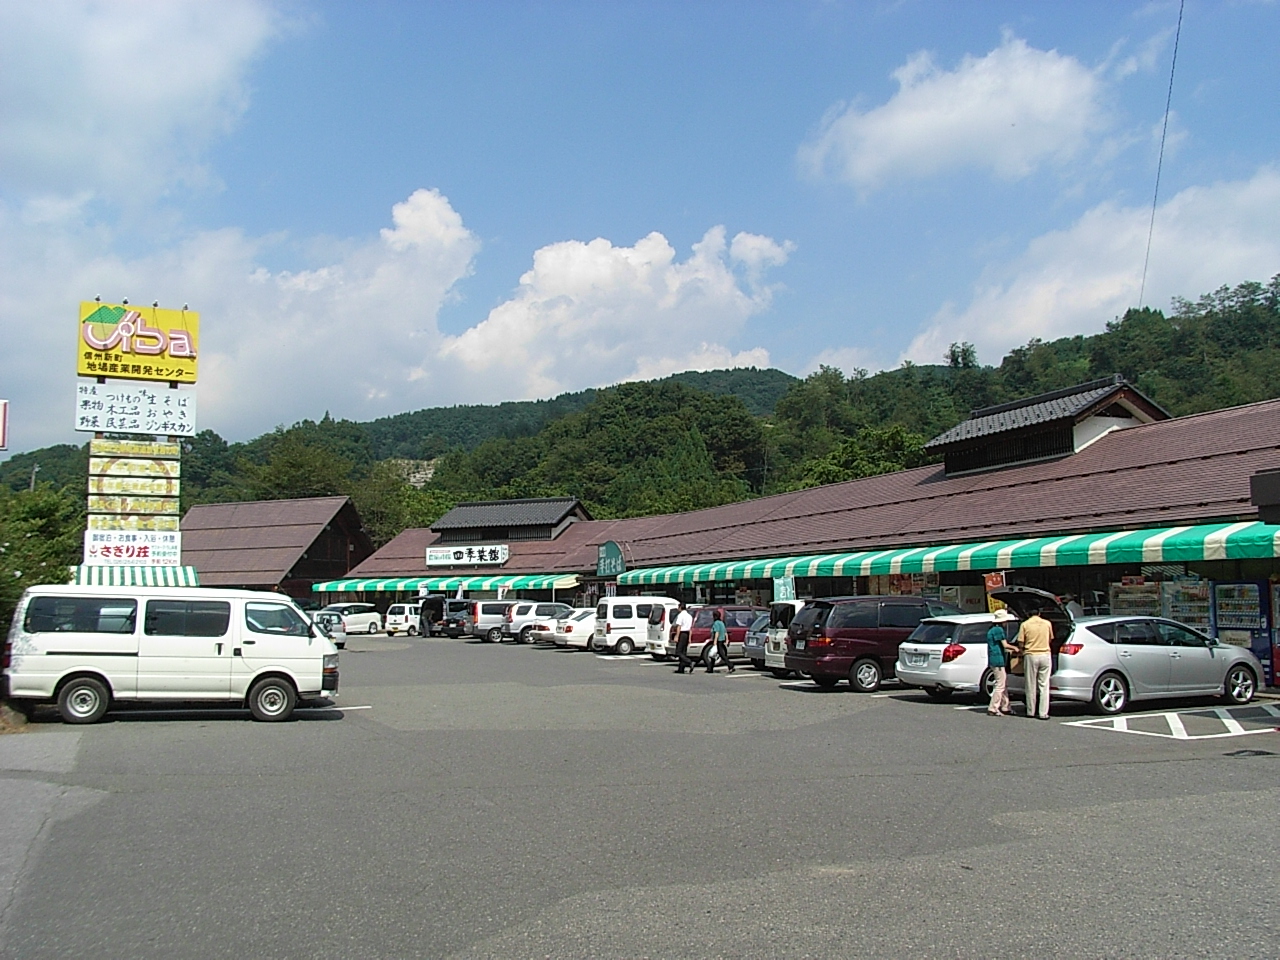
347,398,1280,577
430,496,590,530
182,496,361,586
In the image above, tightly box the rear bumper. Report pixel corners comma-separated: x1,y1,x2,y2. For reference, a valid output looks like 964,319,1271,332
895,662,983,692
786,652,852,677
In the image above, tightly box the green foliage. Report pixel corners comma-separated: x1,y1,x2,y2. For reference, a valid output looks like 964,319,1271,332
0,444,88,494
0,485,84,638
238,433,354,501
790,424,930,489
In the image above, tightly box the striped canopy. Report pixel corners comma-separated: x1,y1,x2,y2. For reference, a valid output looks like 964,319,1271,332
313,573,579,593
616,521,1280,586
73,565,201,587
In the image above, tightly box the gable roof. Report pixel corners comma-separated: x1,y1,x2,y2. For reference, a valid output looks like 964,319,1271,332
924,375,1168,451
430,496,590,530
182,496,363,586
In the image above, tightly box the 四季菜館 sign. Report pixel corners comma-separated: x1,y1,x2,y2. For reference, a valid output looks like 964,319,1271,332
426,545,509,565
78,302,199,383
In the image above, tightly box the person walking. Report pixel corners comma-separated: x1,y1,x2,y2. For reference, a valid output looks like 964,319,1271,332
986,608,1017,716
1015,606,1054,720
673,603,695,674
705,610,736,673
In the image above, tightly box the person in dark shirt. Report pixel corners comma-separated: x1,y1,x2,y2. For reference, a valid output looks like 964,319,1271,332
986,608,1018,716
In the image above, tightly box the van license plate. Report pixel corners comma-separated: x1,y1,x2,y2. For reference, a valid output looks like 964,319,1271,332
795,639,805,650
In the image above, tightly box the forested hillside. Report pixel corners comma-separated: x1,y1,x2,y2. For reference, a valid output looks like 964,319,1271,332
3,275,1278,547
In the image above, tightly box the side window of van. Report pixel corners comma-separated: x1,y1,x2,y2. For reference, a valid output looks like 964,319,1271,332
145,600,231,637
828,602,877,629
613,605,633,619
24,596,137,634
635,603,653,618
880,602,926,629
245,602,310,637
481,603,508,616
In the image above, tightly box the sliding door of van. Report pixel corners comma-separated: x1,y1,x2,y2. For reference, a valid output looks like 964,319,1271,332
138,599,233,698
232,601,317,697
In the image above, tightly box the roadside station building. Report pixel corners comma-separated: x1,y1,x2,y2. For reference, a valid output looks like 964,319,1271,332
316,378,1280,681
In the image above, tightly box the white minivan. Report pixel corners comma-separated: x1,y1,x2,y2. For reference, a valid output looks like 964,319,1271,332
642,599,687,659
3,584,339,724
595,596,678,656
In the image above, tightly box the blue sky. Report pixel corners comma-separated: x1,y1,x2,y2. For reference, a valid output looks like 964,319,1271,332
2,0,1278,453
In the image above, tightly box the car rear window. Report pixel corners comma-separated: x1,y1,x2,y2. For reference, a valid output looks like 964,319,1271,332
481,603,509,615
24,596,137,634
388,605,405,616
906,621,958,643
597,603,608,618
749,614,768,632
790,604,829,631
770,604,799,629
573,610,595,621
648,606,667,625
693,609,715,627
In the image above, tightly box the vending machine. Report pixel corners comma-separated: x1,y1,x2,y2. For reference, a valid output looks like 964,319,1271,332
1211,581,1273,686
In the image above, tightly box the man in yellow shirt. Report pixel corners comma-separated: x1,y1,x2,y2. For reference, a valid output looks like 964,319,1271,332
1016,609,1054,720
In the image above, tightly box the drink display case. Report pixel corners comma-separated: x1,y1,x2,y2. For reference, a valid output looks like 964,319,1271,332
1109,581,1162,617
1161,580,1212,633
1211,581,1272,685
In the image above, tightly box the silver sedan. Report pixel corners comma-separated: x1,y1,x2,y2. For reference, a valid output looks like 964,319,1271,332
1008,615,1263,714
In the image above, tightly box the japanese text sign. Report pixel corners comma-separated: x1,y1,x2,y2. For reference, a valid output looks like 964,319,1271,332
78,302,198,383
84,531,181,566
75,380,197,436
426,544,509,565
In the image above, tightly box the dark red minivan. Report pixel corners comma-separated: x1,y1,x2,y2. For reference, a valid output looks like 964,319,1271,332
784,596,962,691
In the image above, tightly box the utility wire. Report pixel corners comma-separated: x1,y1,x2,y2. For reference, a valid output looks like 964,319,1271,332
1139,0,1185,309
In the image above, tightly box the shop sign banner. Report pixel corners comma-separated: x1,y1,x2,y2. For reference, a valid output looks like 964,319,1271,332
78,302,199,383
75,380,196,436
90,457,180,479
89,438,181,459
596,540,626,577
84,530,181,566
773,576,796,601
88,475,180,497
426,544,509,565
87,494,180,515
0,398,8,450
87,513,180,532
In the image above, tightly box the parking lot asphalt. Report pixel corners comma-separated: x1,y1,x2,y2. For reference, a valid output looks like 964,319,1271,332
3,636,1279,959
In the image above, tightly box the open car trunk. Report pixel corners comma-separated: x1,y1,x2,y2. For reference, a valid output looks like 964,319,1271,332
989,585,1074,645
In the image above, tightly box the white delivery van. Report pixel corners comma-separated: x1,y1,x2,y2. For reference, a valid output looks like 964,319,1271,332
2,584,339,724
643,599,687,659
594,596,677,656
384,602,421,636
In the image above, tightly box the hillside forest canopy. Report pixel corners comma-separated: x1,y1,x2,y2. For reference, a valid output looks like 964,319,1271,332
2,274,1279,554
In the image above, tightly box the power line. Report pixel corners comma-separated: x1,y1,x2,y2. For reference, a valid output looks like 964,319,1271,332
1139,0,1186,310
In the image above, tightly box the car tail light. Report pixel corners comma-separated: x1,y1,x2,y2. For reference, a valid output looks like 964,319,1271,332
565,625,573,633
606,622,612,633
1,638,10,669
1059,643,1084,655
471,603,478,617
941,643,965,663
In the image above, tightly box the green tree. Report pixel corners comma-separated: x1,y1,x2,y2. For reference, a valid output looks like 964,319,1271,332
791,424,930,489
240,434,353,500
0,485,84,637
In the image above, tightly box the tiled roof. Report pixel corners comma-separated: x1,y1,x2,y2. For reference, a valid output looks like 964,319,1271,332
348,398,1280,578
924,375,1165,449
182,496,354,586
430,496,588,530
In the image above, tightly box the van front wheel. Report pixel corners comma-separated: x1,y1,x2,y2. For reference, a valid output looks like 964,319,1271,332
57,676,110,724
850,659,882,693
248,677,297,722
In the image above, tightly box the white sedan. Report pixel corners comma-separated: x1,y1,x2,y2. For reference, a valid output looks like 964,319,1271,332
554,608,597,649
896,612,1013,700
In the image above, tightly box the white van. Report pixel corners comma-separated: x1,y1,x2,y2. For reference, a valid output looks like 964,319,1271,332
3,584,339,724
384,602,421,636
643,599,687,659
763,600,807,678
594,596,677,656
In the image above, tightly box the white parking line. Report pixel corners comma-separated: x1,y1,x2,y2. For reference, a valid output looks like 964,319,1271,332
1063,706,1279,740
1213,707,1247,735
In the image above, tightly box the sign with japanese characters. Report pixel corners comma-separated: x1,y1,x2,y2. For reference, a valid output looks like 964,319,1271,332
89,438,181,459
84,530,181,566
90,457,180,479
88,475,181,497
75,380,196,436
87,513,180,532
87,494,180,515
426,544,509,565
596,540,626,577
78,302,199,383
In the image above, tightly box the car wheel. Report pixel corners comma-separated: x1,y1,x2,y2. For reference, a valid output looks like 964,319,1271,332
615,638,634,656
850,659,882,693
1091,671,1128,715
57,676,110,724
1223,664,1257,705
980,668,997,700
771,668,791,679
248,677,297,722
813,675,840,689
925,685,952,701
407,625,418,636
368,622,379,635
751,659,765,671
586,638,595,652
486,627,502,643
517,627,532,644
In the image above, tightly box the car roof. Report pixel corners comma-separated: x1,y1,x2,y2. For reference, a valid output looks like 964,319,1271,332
27,584,305,603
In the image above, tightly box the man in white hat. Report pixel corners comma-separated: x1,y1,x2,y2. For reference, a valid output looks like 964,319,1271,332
986,608,1019,716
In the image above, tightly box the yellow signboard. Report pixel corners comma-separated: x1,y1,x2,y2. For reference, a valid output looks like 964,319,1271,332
87,514,181,532
89,438,181,459
87,495,180,515
88,476,180,497
89,457,181,479
78,302,199,383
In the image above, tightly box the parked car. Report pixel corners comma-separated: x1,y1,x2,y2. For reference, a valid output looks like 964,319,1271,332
502,601,573,643
464,600,516,643
687,605,768,661
553,608,597,648
596,597,674,655
417,594,447,636
4,584,339,724
642,599,688,659
384,602,421,636
310,610,346,649
742,613,769,669
436,598,472,638
896,612,1017,700
321,602,382,635
785,595,962,692
763,600,806,678
994,585,1263,714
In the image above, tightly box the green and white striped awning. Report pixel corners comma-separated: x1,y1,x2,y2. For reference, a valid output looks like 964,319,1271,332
312,573,579,593
72,565,201,587
616,521,1280,586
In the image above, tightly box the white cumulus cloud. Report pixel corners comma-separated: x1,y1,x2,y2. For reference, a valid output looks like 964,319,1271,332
800,33,1107,192
901,167,1280,367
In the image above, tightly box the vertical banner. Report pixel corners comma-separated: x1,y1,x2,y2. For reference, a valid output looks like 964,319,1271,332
0,398,8,450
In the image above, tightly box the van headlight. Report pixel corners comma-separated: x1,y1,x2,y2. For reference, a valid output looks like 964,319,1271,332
323,654,339,670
